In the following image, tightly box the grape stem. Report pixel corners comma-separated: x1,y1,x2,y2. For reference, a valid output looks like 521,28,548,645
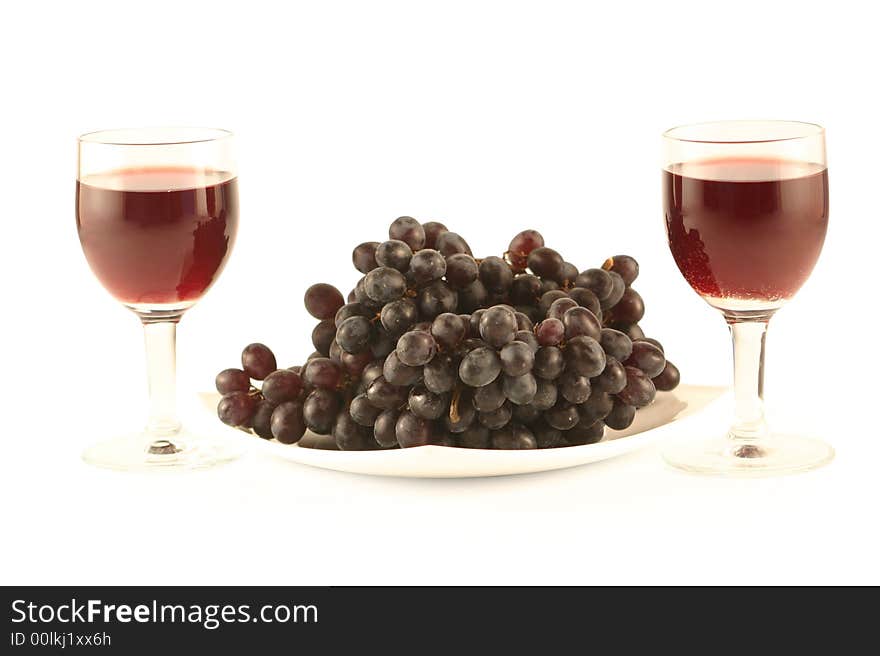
449,387,462,423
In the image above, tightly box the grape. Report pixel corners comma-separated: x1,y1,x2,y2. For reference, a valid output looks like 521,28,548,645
241,343,277,380
564,336,606,378
303,388,340,434
270,401,306,444
303,357,343,390
500,341,535,377
252,400,276,439
510,274,542,305
507,229,544,272
350,393,383,426
334,410,375,451
215,368,250,395
600,328,633,361
535,318,564,347
547,297,579,320
410,249,447,284
513,403,541,425
607,287,645,324
617,367,657,407
620,323,646,340
396,330,438,366
431,312,467,350
459,347,502,387
380,298,418,336
531,377,558,410
638,337,665,353
468,309,486,338
375,239,413,272
533,346,565,379
456,279,488,313
370,326,396,358
352,242,379,274
652,360,681,391
446,392,476,432
479,256,514,292
422,221,449,249
514,330,539,352
389,216,426,251
304,283,345,321
395,410,433,448
559,371,591,404
478,306,517,348
312,320,336,355
538,290,568,317
514,312,534,332
593,356,626,394
366,375,408,410
424,353,456,394
491,423,537,449
435,231,472,257
432,432,457,447
383,351,422,386
527,247,564,281
444,253,479,288
502,373,537,405
336,315,374,354
544,402,579,431
473,378,506,412
218,222,678,450
533,421,563,448
340,349,372,378
479,401,512,429
625,341,666,378
604,399,636,430
567,287,602,318
364,267,407,304
600,271,626,310
374,409,401,447
262,369,303,404
361,360,386,389
602,254,639,286
310,321,336,356
564,420,604,446
353,277,372,306
328,341,342,363
562,306,602,340
560,262,579,286
578,391,613,425
457,424,491,448
540,278,560,294
408,385,447,420
218,391,257,427
417,280,458,319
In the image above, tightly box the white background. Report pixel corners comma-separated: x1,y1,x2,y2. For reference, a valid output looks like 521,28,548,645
1,0,877,585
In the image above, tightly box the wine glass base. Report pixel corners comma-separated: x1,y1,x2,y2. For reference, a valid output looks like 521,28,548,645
662,433,834,477
82,430,244,472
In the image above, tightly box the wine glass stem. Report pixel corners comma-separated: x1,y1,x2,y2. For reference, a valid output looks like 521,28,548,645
143,319,182,440
726,316,770,445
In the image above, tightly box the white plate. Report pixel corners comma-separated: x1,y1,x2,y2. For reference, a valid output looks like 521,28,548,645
200,384,724,478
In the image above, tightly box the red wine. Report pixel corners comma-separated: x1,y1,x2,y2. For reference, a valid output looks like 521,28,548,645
77,168,239,305
663,158,828,305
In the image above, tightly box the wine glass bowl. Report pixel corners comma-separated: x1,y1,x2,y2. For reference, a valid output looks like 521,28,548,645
661,120,834,475
76,127,241,470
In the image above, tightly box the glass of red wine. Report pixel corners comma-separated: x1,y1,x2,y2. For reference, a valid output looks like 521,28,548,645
662,120,834,475
77,127,240,470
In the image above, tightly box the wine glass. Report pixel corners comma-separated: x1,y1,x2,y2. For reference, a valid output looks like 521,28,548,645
76,127,241,470
661,120,834,475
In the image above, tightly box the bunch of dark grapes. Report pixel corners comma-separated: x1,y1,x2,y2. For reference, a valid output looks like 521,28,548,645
215,218,680,450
